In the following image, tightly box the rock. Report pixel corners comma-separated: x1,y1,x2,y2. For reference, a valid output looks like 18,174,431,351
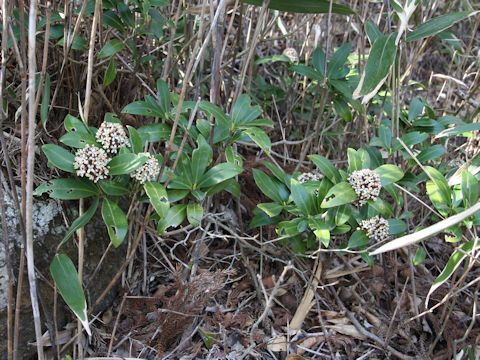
0,191,126,359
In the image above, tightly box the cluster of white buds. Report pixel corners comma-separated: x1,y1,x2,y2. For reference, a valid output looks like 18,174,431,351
282,48,299,63
131,154,160,184
297,170,323,184
73,145,110,183
95,122,130,154
360,216,390,242
348,169,382,206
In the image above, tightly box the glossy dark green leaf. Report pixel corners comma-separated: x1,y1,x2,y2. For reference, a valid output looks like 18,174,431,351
291,64,323,80
156,79,171,115
425,166,452,214
122,97,164,117
61,198,99,246
157,204,187,235
231,94,262,126
191,136,212,184
126,125,143,154
198,163,242,189
417,144,445,163
35,179,98,200
98,39,124,58
144,181,169,218
42,144,75,173
59,131,97,149
321,181,357,208
309,154,342,183
291,179,314,215
312,47,326,75
108,153,148,175
328,43,352,79
64,114,89,133
242,127,271,153
50,254,90,335
348,230,369,249
101,198,128,247
388,219,406,235
187,202,203,226
253,169,289,203
98,180,129,196
137,123,171,142
375,164,404,186
103,59,117,86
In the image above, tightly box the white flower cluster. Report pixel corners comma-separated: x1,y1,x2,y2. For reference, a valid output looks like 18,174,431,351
95,122,130,154
74,145,110,183
348,169,382,206
297,170,323,183
360,216,390,242
131,154,160,184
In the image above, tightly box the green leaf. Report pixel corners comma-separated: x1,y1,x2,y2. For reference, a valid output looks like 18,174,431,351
328,42,352,79
231,94,262,126
40,73,51,127
425,166,452,214
258,202,283,217
309,154,342,183
98,39,124,59
312,47,326,75
291,64,323,80
388,219,407,235
137,123,171,142
347,148,362,172
393,131,429,150
50,254,90,335
156,79,171,115
413,247,426,266
108,153,148,175
309,219,330,247
64,114,89,133
241,0,354,14
42,144,75,173
60,198,99,246
103,59,117,86
144,181,169,218
122,98,164,117
157,204,187,235
435,122,480,138
291,179,314,215
101,198,128,247
37,179,99,200
242,127,271,153
375,164,404,186
407,11,477,42
187,202,203,226
364,20,382,44
321,181,357,208
59,131,97,149
356,32,397,97
416,144,445,163
461,170,478,207
348,230,369,249
252,169,289,203
98,180,129,196
191,136,212,184
426,240,480,306
127,125,143,154
198,163,243,189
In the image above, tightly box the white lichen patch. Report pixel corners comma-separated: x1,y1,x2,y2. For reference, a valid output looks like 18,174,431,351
0,187,60,309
